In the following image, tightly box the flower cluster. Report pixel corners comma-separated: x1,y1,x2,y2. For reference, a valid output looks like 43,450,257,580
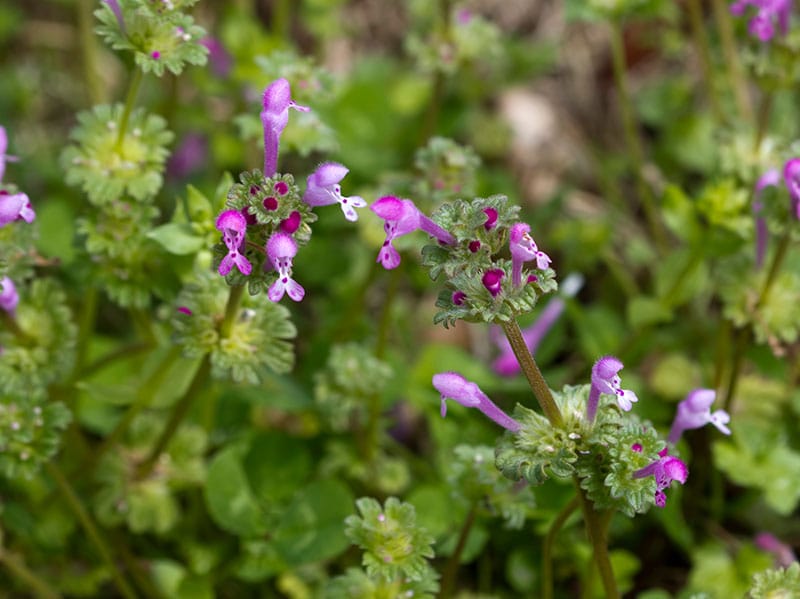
213,79,366,303
730,0,791,42
95,0,208,76
379,195,558,326
436,352,733,510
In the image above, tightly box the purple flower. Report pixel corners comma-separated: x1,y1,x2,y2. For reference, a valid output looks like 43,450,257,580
102,0,126,33
633,448,688,507
0,126,19,184
755,532,797,568
216,210,252,276
667,388,731,444
509,223,551,287
433,371,521,431
586,355,638,421
261,78,310,177
482,268,505,297
167,133,208,179
492,273,583,376
0,277,18,314
783,157,800,220
200,37,232,78
753,168,780,268
0,191,35,227
303,162,366,222
730,0,791,41
370,196,455,269
266,232,304,302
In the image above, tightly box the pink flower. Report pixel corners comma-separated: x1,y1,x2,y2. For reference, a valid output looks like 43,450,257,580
370,196,455,269
509,223,551,286
586,355,638,421
266,232,305,302
0,277,18,314
0,126,19,184
633,448,688,507
216,210,252,276
667,389,731,444
303,162,366,221
0,191,35,227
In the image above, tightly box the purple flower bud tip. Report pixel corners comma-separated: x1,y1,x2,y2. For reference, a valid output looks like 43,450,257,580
177,306,192,315
151,51,161,59
468,240,481,252
482,268,504,297
281,210,301,233
274,180,289,195
0,277,19,313
200,37,232,78
755,532,798,567
482,207,498,229
452,290,466,305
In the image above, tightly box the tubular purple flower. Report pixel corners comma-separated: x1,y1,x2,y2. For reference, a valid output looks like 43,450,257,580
370,196,455,269
509,223,551,287
200,37,232,78
266,232,305,302
0,277,18,314
433,371,521,431
633,448,688,507
667,388,731,444
783,157,800,220
303,162,367,221
586,355,638,421
491,273,583,376
0,126,19,184
216,210,252,276
0,191,35,227
755,533,798,568
261,78,310,177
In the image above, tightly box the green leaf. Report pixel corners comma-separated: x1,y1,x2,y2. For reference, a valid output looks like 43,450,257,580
147,223,205,255
272,479,353,566
243,432,312,504
627,296,672,328
204,444,270,538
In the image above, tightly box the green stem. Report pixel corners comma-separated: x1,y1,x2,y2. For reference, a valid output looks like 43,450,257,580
92,346,184,464
73,288,98,374
76,0,103,104
439,502,478,598
501,319,563,427
137,354,211,478
710,0,753,123
686,0,722,121
46,463,137,599
608,20,667,254
116,68,144,148
0,550,62,599
220,284,246,339
543,495,580,599
271,0,291,40
420,0,452,143
575,481,618,599
723,232,792,411
753,90,774,153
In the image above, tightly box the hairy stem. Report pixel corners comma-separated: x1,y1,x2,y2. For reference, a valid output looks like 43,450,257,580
440,502,478,598
137,354,211,478
543,495,580,599
116,68,144,148
501,319,563,427
77,0,103,104
575,481,619,599
46,463,137,599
